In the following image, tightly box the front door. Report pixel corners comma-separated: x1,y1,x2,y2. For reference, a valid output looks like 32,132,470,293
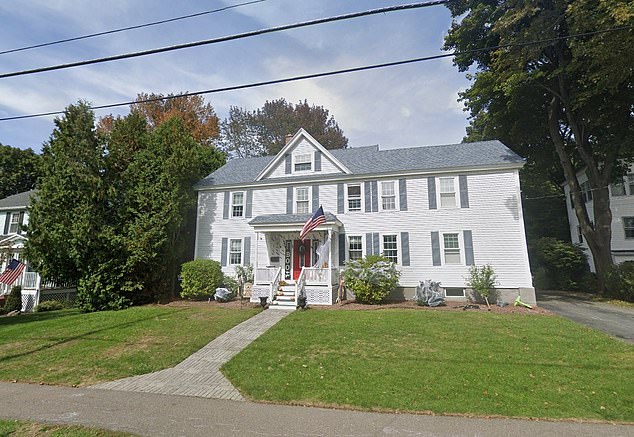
293,239,311,280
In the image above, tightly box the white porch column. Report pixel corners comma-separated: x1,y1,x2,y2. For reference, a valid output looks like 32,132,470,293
254,231,259,269
327,228,332,286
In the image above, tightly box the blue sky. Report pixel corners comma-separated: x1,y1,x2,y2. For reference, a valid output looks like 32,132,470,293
0,0,471,152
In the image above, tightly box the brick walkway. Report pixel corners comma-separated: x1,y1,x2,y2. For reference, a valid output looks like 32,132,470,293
89,308,291,400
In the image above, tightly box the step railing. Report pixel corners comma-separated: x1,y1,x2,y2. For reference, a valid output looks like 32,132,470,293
269,267,282,304
303,267,330,285
255,267,279,284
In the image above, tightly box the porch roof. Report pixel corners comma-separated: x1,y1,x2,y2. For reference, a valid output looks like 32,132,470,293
249,212,341,231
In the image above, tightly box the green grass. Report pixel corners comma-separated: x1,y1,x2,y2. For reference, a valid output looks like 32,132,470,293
223,310,634,421
0,305,258,386
0,419,135,436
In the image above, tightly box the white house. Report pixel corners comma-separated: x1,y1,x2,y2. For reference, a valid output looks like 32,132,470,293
563,167,634,271
0,190,75,311
194,129,535,307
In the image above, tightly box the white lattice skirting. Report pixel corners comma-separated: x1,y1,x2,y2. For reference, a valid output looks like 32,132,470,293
250,285,270,302
305,286,333,305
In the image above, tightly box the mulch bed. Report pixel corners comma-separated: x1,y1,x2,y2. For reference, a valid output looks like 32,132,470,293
164,298,551,314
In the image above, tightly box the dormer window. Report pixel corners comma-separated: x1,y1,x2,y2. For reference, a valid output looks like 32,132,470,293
294,153,312,172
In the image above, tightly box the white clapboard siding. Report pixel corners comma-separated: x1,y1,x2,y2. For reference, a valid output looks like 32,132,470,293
197,168,533,288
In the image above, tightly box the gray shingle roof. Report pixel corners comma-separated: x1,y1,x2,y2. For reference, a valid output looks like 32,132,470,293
0,190,36,209
249,212,338,226
196,140,523,189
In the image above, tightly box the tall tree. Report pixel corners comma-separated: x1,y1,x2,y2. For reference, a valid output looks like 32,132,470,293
219,98,348,157
130,93,220,147
0,143,41,198
444,0,634,290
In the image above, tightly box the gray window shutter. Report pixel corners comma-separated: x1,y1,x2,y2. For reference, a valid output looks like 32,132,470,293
464,230,474,266
373,232,380,256
459,175,469,208
285,154,291,174
337,183,344,214
365,233,373,255
3,212,10,234
431,231,441,266
243,236,251,266
314,151,322,172
223,191,230,219
401,232,410,266
245,190,253,218
220,238,228,267
428,177,437,210
286,187,293,214
399,178,408,211
312,185,319,212
339,233,346,265
364,181,372,213
371,181,379,212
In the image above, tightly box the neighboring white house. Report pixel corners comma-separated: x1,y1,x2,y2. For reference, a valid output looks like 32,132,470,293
194,129,535,307
0,190,75,311
563,167,634,271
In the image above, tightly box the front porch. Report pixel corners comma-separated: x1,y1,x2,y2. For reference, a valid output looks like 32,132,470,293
248,212,343,307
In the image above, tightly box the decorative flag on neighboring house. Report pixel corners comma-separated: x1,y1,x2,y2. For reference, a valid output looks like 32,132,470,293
299,205,326,240
0,259,26,286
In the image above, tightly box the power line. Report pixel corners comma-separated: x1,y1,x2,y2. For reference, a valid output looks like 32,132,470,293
0,1,450,80
0,0,267,56
0,24,631,122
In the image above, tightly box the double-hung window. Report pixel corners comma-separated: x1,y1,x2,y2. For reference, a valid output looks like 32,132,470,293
296,187,309,214
439,177,456,208
348,236,363,261
347,184,361,212
231,192,244,217
294,153,311,172
382,234,398,263
229,239,242,265
581,181,593,202
8,213,20,233
381,181,396,210
443,233,461,264
624,217,634,239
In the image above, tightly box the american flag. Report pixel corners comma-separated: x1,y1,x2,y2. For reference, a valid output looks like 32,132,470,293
0,259,25,286
299,206,326,240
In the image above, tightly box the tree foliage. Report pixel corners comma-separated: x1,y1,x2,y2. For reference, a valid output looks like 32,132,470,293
0,143,41,199
219,98,348,157
25,101,225,311
444,0,634,290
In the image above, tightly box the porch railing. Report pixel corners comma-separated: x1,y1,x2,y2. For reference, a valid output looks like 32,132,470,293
304,267,330,285
22,272,38,289
255,267,279,284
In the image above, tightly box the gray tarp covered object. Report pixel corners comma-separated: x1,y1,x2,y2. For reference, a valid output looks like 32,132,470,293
414,279,444,307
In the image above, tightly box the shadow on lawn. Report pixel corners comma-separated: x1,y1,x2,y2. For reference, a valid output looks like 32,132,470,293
0,307,188,363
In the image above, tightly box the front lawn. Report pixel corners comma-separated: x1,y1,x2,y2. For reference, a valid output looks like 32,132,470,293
223,310,634,421
0,419,135,436
0,305,258,386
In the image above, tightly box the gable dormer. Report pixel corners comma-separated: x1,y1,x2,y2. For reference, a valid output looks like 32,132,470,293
255,128,351,181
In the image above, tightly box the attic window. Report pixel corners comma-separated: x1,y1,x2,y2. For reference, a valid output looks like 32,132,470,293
294,153,312,172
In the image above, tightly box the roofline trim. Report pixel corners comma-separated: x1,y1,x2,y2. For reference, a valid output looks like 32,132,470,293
195,162,524,192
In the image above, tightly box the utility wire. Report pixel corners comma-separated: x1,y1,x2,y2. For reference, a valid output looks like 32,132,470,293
0,24,631,122
0,0,267,56
0,1,449,80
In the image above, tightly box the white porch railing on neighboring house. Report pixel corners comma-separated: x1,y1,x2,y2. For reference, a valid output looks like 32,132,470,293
22,272,38,289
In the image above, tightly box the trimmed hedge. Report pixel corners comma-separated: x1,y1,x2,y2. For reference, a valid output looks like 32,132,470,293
180,259,223,299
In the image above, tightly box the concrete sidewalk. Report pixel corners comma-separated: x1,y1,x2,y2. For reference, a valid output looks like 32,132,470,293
1,383,631,437
90,308,289,400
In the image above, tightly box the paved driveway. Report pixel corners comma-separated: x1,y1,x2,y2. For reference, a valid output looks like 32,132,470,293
537,290,634,344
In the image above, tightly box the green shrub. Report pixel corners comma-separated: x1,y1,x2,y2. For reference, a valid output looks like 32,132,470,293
466,264,498,306
343,255,400,304
180,259,223,299
529,237,589,290
5,285,22,312
76,271,135,312
605,261,634,302
35,300,66,312
222,275,238,294
234,264,254,283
